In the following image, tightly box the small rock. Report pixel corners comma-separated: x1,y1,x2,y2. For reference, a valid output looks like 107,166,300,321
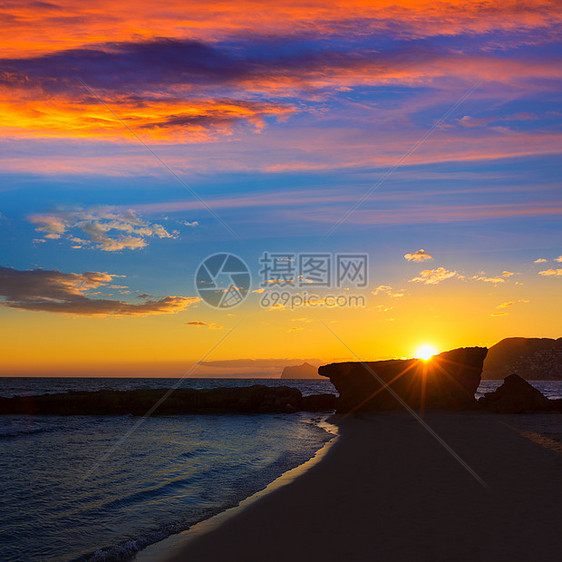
479,374,551,413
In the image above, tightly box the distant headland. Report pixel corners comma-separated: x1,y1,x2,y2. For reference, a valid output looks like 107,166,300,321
482,337,562,380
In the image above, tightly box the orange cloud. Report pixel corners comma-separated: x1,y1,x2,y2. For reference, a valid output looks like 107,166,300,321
1,3,561,143
404,249,433,262
0,91,293,142
186,321,223,329
497,299,529,308
471,274,505,284
2,1,560,58
409,267,461,285
371,285,405,297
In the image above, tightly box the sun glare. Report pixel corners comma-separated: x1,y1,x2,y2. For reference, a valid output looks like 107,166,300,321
416,344,437,361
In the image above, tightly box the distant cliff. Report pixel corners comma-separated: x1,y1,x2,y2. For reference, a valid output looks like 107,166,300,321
482,337,562,380
280,362,321,379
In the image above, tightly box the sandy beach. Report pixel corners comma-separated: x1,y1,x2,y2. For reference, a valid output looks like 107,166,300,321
155,412,562,562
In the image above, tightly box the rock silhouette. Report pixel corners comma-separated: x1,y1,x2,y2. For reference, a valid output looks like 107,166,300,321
479,374,555,413
0,386,338,416
319,347,488,413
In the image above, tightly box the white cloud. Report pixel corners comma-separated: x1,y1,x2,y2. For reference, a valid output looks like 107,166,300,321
404,249,433,262
29,207,175,251
409,267,461,285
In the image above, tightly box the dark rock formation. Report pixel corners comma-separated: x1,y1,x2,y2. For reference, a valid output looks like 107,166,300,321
0,385,337,416
482,337,562,380
479,374,552,413
301,393,337,411
280,362,321,379
318,347,488,413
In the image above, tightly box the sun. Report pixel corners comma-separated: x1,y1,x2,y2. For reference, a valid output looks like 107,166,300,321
416,344,437,361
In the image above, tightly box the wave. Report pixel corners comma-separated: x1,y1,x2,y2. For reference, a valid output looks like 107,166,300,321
74,509,219,562
71,418,334,562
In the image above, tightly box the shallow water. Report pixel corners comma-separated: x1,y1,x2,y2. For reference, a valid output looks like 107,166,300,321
0,379,335,561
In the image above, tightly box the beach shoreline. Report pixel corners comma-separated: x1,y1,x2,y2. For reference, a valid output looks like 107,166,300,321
142,411,561,562
134,417,340,562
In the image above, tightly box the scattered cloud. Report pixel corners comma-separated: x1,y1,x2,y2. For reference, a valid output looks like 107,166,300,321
501,271,516,277
404,249,433,262
374,305,394,313
497,299,530,308
458,116,493,128
371,285,405,297
556,256,562,263
288,326,304,332
539,269,562,276
29,207,175,251
409,267,461,285
180,220,199,227
490,312,508,317
0,267,198,316
534,258,548,263
471,274,505,284
458,113,538,129
185,321,223,329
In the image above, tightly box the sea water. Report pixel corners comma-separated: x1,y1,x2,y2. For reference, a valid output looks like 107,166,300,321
0,377,560,561
0,378,335,561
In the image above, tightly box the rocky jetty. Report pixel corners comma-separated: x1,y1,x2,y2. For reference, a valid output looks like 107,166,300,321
0,385,337,416
280,362,322,379
482,337,562,380
318,347,488,413
479,374,560,413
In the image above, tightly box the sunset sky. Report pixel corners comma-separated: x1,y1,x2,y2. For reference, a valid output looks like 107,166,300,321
0,0,560,376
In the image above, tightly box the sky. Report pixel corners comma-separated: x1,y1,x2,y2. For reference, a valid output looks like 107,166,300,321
0,0,561,376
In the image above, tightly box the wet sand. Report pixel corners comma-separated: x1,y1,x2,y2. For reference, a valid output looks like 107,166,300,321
156,412,562,562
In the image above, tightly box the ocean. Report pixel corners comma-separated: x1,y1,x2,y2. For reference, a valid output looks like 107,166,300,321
0,377,560,561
